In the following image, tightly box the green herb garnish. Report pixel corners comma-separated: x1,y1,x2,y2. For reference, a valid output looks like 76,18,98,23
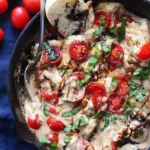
122,99,135,108
62,109,78,117
41,135,50,144
93,110,106,119
88,56,99,74
43,101,49,116
100,40,112,53
64,135,70,144
79,74,91,86
111,77,118,88
93,17,106,37
49,142,58,150
128,81,147,101
80,116,87,126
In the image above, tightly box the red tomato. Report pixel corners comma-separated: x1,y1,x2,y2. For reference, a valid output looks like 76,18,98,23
80,139,94,150
49,107,59,115
94,11,111,28
47,133,58,143
11,6,30,29
69,40,89,61
23,0,40,14
42,90,58,105
27,114,42,130
111,141,117,150
73,72,85,80
106,44,124,65
0,0,8,15
47,117,65,132
109,65,117,72
0,28,4,41
137,42,150,60
118,15,133,23
108,94,125,114
86,83,106,95
115,76,129,95
92,93,107,110
43,46,62,65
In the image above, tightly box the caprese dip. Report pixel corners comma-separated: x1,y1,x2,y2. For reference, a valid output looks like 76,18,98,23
24,2,150,150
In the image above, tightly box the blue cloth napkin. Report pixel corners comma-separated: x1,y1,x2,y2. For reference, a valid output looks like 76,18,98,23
0,0,36,150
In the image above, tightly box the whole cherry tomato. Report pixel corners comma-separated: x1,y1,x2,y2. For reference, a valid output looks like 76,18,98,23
80,139,94,150
115,76,129,95
23,0,40,14
73,72,85,80
27,114,42,130
94,11,111,28
111,141,118,150
47,117,65,132
137,42,150,60
106,44,124,65
69,40,89,61
92,93,107,110
42,90,58,105
86,83,106,95
0,28,4,41
108,94,125,114
43,46,62,65
11,6,30,29
118,15,133,23
47,133,58,143
0,0,8,15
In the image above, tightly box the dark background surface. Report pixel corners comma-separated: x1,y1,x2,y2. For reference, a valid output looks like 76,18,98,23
0,0,36,150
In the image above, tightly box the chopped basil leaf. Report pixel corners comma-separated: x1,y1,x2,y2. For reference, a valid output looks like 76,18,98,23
100,40,112,53
49,142,58,150
62,109,78,117
43,101,49,116
93,111,106,119
79,74,91,86
111,77,118,88
64,135,70,144
88,56,99,74
128,81,147,101
43,42,52,54
41,135,50,144
93,17,105,37
133,66,150,80
109,28,118,36
100,114,117,132
91,42,101,57
80,116,87,126
122,99,135,108
72,119,80,130
117,17,126,43
64,125,72,133
64,70,69,75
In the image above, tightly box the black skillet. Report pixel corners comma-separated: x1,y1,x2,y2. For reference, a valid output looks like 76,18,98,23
7,0,150,150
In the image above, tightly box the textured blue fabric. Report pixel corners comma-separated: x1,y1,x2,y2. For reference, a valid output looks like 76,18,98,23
0,0,36,150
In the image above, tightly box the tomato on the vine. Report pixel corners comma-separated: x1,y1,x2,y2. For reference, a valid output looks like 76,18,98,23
27,114,42,130
94,11,111,28
43,46,62,65
108,94,125,114
47,117,65,132
0,28,4,41
42,90,58,105
23,0,40,14
137,42,150,60
11,6,30,29
69,40,89,61
106,44,124,65
0,0,8,15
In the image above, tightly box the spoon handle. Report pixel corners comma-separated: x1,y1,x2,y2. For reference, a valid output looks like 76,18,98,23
38,0,45,52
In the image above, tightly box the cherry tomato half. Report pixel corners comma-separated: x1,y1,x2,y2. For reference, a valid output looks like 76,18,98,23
106,44,124,65
86,83,106,95
47,133,58,143
23,0,40,14
0,0,8,15
27,114,42,130
73,72,85,80
11,6,30,29
69,40,89,61
42,90,58,105
49,107,59,115
80,139,94,150
137,42,150,60
108,94,125,114
47,117,65,132
115,76,129,95
43,46,62,65
94,11,111,28
0,28,4,41
118,15,133,23
92,93,107,110
111,141,118,150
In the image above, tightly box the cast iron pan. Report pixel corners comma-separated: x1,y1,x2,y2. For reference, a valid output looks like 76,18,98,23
7,0,150,150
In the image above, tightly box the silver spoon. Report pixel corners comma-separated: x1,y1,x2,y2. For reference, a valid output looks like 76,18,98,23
24,0,45,101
